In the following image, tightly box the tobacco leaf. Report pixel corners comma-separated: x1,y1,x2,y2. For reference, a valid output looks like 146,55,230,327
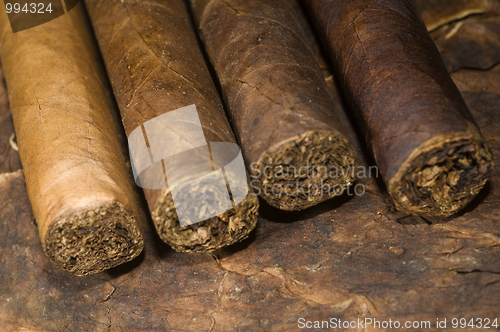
451,64,500,93
413,0,491,31
433,14,500,72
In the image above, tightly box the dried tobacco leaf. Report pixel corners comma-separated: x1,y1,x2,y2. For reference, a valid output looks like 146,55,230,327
433,15,500,72
414,0,490,31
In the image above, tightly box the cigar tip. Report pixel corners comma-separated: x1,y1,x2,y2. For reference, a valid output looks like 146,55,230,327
43,202,144,276
252,129,358,211
389,127,494,217
152,180,259,252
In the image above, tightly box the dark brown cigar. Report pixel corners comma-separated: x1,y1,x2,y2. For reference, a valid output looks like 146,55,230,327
304,0,493,217
188,0,358,211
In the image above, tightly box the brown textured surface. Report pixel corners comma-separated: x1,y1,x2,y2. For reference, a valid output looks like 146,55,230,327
0,3,143,275
413,0,491,31
1,1,500,331
430,4,500,73
304,0,493,217
189,0,358,211
84,0,259,251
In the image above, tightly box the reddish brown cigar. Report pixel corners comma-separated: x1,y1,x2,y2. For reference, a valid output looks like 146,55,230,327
304,0,493,217
188,0,358,211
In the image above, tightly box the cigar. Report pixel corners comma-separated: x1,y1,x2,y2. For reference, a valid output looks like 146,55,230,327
0,3,144,275
85,0,259,252
188,0,358,211
304,0,493,217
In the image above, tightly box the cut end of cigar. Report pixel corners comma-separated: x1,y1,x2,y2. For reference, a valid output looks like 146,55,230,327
253,130,358,211
389,126,493,217
43,202,144,276
153,179,259,252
